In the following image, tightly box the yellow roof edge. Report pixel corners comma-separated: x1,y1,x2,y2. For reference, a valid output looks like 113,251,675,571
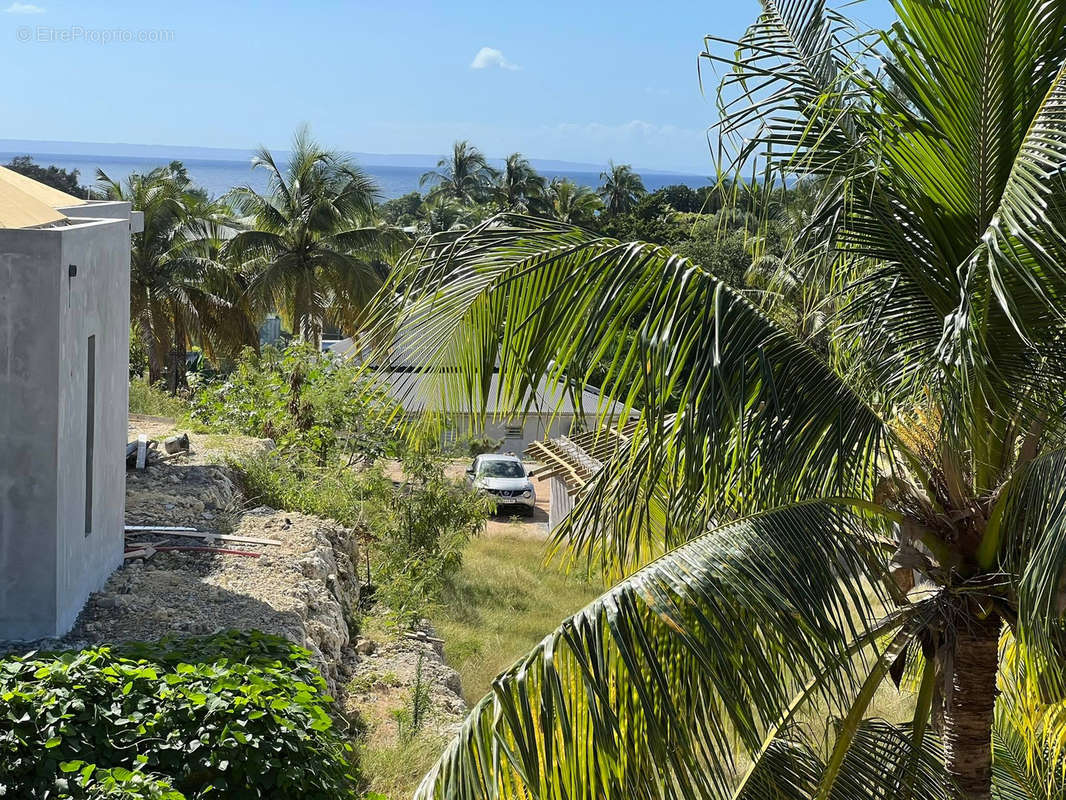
0,179,68,229
0,164,87,208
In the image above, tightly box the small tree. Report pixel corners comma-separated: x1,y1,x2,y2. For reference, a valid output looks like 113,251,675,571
4,155,87,197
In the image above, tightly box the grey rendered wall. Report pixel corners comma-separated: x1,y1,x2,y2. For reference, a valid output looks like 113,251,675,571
0,217,128,640
548,476,573,532
0,229,62,639
55,218,128,633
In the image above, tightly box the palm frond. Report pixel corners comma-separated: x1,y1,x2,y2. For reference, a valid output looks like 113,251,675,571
368,214,890,568
738,720,952,800
414,502,897,800
993,632,1066,800
983,448,1066,703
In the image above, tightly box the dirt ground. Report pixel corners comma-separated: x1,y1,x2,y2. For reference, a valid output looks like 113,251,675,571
1,418,363,696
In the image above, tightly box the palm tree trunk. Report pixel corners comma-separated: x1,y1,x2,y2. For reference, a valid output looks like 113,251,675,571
141,316,164,385
942,612,1000,800
166,313,188,396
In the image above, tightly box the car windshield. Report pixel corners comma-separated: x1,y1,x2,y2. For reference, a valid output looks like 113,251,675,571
477,460,525,478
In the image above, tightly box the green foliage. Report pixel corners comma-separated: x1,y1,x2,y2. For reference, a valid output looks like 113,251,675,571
129,325,150,380
192,344,398,465
596,192,687,245
4,155,89,197
673,227,753,287
379,191,423,226
448,432,503,458
128,377,192,419
234,448,375,530
0,630,357,799
59,758,185,799
392,655,431,742
373,454,490,629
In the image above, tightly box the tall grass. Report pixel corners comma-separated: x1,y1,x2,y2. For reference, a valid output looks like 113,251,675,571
430,525,604,703
234,451,378,530
128,377,191,418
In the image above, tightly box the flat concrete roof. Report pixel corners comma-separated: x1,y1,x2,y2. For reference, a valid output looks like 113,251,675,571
0,165,86,208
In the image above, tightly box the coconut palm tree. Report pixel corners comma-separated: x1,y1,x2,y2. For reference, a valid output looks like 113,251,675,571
368,2,1066,799
420,140,498,205
416,195,484,234
98,164,255,390
226,128,407,349
544,177,602,226
597,160,645,215
493,153,547,211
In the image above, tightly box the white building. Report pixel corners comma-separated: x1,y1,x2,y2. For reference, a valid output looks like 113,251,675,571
327,336,631,454
0,168,140,641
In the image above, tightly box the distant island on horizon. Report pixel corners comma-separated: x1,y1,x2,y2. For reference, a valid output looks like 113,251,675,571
0,138,712,200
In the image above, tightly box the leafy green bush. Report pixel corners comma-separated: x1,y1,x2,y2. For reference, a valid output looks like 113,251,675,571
191,344,398,465
448,432,503,458
0,631,357,799
374,453,490,628
235,450,380,530
60,759,185,799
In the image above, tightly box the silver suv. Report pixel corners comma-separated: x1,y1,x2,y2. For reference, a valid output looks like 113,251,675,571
466,453,536,516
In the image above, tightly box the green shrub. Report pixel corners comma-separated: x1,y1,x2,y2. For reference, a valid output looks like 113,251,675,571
0,630,357,799
128,377,191,419
60,759,185,799
373,453,490,628
191,344,398,465
235,450,379,530
448,432,503,458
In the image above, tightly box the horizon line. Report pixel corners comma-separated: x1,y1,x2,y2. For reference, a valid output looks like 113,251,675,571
0,136,715,178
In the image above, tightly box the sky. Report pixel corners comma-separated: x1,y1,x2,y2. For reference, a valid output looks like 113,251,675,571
0,0,896,173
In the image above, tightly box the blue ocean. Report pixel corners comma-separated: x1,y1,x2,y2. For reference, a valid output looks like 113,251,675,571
0,151,711,201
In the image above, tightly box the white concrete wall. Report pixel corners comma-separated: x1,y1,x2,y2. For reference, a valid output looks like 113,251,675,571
548,476,574,532
0,215,129,640
449,413,584,456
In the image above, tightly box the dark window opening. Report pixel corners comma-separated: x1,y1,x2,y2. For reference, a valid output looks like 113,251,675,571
85,335,95,536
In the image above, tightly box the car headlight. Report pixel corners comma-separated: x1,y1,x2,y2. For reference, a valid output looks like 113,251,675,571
523,490,532,497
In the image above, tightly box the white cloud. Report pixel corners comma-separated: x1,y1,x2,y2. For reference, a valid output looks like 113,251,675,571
470,47,520,71
4,2,45,12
